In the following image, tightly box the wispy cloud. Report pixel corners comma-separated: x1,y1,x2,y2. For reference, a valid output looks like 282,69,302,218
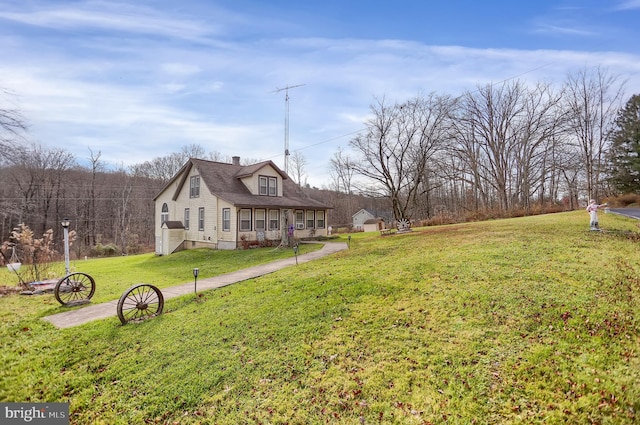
615,0,640,10
0,1,216,40
534,24,596,37
2,0,640,186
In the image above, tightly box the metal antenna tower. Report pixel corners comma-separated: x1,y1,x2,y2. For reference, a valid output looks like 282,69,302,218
272,83,305,174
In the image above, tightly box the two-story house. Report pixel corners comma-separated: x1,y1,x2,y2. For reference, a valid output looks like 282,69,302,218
154,156,330,254
352,209,376,231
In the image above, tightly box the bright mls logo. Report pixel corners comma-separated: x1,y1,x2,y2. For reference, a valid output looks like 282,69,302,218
1,403,69,424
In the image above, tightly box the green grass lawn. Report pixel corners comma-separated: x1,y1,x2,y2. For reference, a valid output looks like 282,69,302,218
1,212,639,424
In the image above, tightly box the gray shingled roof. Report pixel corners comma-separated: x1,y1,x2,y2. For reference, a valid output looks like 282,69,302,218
363,218,384,224
162,220,185,229
156,158,330,210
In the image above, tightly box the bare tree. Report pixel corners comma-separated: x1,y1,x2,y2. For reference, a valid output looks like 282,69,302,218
136,152,186,184
458,81,529,211
448,106,491,213
453,81,564,212
180,143,206,159
208,150,228,162
329,147,356,194
512,82,564,210
113,166,136,254
563,66,625,201
9,143,76,234
289,151,307,186
448,80,572,215
136,144,207,184
1,88,28,163
350,93,453,224
328,147,357,222
85,148,104,248
557,140,583,209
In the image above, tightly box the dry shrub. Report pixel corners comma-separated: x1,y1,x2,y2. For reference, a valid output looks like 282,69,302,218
91,243,120,257
239,234,276,249
1,224,72,286
514,203,565,217
333,226,358,234
464,210,498,222
460,203,565,223
420,214,459,227
607,193,640,207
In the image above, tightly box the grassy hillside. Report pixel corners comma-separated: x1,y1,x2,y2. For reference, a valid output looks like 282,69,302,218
1,212,639,424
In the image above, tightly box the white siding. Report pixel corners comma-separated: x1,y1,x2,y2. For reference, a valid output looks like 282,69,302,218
155,160,329,253
217,199,237,248
174,167,218,246
352,209,375,230
239,165,283,196
154,190,175,246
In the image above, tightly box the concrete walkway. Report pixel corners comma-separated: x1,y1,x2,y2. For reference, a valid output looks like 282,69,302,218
43,242,348,329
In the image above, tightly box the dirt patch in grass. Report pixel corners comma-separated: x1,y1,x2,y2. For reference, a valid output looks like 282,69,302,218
0,285,21,297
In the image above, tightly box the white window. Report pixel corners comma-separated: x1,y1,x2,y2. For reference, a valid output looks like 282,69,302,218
184,208,190,230
255,209,266,231
161,203,169,224
190,176,200,198
198,207,204,231
259,176,268,195
259,176,277,196
316,210,325,228
239,209,252,231
223,208,230,232
295,210,304,229
268,177,277,196
269,210,279,230
306,210,315,228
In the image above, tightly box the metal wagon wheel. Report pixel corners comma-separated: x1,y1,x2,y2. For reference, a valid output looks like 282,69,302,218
117,284,164,324
54,272,96,306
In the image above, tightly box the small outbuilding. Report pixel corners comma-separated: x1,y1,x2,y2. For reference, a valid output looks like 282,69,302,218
160,221,185,256
363,218,386,233
352,209,376,230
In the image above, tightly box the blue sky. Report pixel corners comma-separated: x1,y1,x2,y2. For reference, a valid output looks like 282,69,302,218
1,0,639,187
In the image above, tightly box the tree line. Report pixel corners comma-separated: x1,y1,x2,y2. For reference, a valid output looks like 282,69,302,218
328,66,639,224
2,65,639,258
0,127,228,257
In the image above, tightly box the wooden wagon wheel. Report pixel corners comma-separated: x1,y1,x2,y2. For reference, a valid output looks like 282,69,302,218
54,272,96,306
117,284,164,324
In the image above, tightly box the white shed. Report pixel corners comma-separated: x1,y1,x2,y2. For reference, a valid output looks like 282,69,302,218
352,209,376,230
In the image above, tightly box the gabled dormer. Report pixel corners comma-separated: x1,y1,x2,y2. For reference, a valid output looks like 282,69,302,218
235,159,287,197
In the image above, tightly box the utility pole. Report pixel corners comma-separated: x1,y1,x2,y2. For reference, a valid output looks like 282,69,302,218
272,84,305,174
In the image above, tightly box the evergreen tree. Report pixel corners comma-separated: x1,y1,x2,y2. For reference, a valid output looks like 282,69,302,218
608,94,640,193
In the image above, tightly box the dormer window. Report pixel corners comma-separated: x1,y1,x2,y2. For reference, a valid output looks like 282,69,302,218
259,176,277,196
